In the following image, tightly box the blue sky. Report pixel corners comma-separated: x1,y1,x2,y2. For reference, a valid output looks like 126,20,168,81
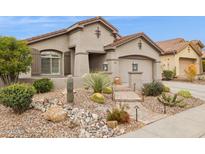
0,16,205,43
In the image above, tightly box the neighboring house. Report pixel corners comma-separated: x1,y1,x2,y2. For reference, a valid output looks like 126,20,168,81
202,51,205,72
22,16,164,89
157,38,204,78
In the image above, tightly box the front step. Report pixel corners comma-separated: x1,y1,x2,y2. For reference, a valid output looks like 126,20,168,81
114,91,142,102
114,84,133,92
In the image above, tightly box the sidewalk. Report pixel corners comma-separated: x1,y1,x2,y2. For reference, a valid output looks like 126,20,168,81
119,104,205,138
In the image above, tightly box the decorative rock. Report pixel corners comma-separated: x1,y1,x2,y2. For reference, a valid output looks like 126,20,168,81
92,113,99,121
79,129,91,138
107,121,118,129
49,98,59,105
43,106,67,122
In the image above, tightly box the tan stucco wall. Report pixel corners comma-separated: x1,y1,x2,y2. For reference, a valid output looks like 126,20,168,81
160,45,201,77
29,34,69,52
72,22,115,76
107,37,161,82
176,46,201,75
160,55,175,73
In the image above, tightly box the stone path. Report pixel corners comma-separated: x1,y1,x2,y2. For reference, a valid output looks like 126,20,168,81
114,84,167,124
119,104,205,138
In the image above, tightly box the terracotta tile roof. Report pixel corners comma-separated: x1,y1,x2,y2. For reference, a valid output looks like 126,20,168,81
191,40,205,48
26,16,120,44
156,38,203,56
26,28,68,44
105,32,164,54
78,16,119,32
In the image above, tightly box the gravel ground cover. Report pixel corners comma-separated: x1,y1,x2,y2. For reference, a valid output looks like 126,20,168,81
0,89,143,138
141,93,204,115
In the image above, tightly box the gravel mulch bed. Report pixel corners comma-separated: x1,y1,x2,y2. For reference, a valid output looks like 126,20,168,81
141,94,204,115
0,89,143,138
0,105,79,138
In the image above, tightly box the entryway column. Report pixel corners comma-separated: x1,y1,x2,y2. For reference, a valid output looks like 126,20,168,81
153,60,161,81
74,52,90,76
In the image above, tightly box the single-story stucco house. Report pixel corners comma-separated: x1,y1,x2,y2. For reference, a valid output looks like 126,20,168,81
157,38,204,78
20,16,164,89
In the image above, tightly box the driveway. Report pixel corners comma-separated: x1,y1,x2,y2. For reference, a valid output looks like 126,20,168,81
163,81,205,101
119,104,205,138
118,81,205,138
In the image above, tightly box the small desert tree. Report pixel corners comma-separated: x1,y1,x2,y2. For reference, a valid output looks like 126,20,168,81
185,64,197,82
0,36,32,85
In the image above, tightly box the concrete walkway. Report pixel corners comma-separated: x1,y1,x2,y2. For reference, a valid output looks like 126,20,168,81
119,102,167,124
119,104,205,138
163,81,205,100
114,84,166,124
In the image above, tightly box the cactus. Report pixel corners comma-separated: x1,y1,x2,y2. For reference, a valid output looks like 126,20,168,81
157,93,185,108
67,76,74,103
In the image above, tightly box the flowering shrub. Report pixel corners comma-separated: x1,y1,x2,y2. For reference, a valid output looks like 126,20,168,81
185,64,197,82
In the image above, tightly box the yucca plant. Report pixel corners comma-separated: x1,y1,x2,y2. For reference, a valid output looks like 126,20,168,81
83,72,112,93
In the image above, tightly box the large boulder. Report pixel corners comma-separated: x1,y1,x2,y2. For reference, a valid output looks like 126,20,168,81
43,106,67,122
90,93,105,104
107,121,118,129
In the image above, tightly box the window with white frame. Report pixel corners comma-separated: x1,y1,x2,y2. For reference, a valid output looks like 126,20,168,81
41,51,61,75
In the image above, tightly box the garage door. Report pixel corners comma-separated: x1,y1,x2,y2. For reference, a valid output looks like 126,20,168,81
119,58,153,83
179,58,196,77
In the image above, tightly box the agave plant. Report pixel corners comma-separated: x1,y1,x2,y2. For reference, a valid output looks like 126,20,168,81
83,72,112,93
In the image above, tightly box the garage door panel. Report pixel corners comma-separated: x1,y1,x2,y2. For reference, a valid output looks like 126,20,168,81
119,58,153,83
179,58,195,77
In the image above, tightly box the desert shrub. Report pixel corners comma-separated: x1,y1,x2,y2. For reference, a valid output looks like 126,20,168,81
33,78,53,93
177,90,192,98
185,64,197,82
162,70,174,80
107,104,130,124
198,75,205,80
163,85,170,92
83,73,111,93
0,83,36,114
173,67,177,78
90,93,105,104
142,81,164,96
103,87,112,94
157,93,185,108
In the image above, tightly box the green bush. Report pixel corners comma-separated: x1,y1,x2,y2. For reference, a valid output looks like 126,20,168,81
142,81,164,96
157,93,185,108
107,104,130,124
177,90,192,98
83,73,111,93
163,85,170,92
103,87,112,94
33,78,53,93
0,83,36,114
90,93,105,104
162,70,174,80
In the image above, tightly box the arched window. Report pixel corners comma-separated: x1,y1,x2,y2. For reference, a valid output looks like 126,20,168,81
41,51,61,75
